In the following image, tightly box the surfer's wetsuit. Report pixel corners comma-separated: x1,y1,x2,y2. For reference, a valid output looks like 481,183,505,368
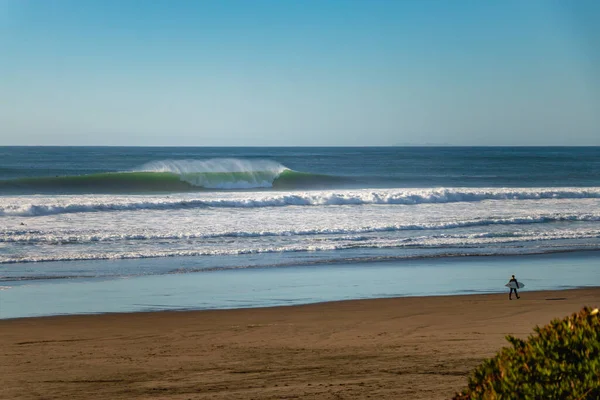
509,277,520,300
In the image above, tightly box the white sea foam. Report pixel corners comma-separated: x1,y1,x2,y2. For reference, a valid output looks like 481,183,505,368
2,187,600,217
1,231,598,264
2,217,600,244
2,186,600,268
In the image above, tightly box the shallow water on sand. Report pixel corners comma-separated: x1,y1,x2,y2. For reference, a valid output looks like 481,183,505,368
2,251,599,319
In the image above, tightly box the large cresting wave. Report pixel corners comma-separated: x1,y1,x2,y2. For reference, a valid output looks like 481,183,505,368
0,159,345,194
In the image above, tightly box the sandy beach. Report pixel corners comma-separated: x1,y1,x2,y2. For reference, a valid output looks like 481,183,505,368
2,288,599,400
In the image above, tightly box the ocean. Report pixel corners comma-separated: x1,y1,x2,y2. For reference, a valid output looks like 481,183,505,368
1,146,600,318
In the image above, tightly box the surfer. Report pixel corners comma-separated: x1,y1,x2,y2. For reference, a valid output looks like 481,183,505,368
508,275,520,300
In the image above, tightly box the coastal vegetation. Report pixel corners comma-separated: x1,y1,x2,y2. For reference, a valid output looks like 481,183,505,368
454,307,600,399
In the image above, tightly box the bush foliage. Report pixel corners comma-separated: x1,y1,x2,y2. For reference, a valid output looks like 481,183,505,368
453,307,600,399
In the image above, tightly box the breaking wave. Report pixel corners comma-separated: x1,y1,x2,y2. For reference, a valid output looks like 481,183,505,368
2,187,600,217
0,158,346,194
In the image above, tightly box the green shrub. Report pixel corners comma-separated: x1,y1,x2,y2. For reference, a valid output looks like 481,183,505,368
453,307,600,400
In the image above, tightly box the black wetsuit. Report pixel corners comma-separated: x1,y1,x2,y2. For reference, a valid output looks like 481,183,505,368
509,278,520,299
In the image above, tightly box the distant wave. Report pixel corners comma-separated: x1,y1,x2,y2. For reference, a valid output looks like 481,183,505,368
2,187,600,217
0,158,347,194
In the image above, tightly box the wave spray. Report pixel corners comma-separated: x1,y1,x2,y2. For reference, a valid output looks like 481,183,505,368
137,159,289,189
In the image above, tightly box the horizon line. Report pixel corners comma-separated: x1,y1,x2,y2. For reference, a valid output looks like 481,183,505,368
1,145,600,148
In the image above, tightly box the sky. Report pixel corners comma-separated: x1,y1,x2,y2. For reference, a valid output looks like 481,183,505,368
1,0,599,146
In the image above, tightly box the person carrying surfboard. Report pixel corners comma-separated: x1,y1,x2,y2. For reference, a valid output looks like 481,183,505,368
508,275,520,300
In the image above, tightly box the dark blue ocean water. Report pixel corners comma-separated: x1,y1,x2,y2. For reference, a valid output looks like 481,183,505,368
1,146,600,191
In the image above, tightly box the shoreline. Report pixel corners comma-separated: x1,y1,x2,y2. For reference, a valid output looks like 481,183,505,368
0,284,596,322
3,249,600,319
3,288,599,399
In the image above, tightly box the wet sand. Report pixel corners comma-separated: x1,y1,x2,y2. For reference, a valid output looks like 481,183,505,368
2,288,599,399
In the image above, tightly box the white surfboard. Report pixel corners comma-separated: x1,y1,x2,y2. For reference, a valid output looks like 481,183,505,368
505,282,525,289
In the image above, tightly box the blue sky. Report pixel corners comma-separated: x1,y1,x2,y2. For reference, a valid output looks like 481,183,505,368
1,0,599,146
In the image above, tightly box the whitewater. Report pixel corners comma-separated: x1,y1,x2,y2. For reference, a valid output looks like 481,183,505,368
3,187,600,217
1,147,600,317
2,186,600,265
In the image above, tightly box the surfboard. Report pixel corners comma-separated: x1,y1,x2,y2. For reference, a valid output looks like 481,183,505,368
505,282,525,289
